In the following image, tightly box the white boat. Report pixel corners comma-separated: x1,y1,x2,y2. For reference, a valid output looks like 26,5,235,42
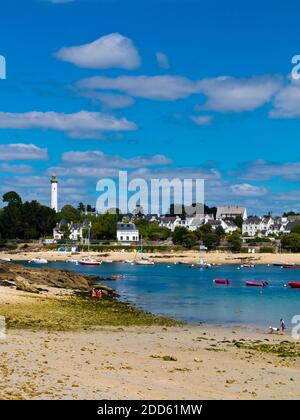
135,260,155,265
66,259,79,263
197,259,212,268
1,257,12,262
103,260,113,264
28,258,48,264
79,258,101,266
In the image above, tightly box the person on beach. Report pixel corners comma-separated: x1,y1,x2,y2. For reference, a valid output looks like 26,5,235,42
96,289,102,299
91,288,96,298
280,318,286,334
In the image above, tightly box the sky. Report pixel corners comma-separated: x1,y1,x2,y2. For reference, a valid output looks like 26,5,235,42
1,0,300,215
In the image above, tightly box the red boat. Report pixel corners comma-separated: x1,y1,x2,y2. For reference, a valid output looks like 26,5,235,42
245,281,268,287
282,265,297,269
288,282,300,289
214,279,231,285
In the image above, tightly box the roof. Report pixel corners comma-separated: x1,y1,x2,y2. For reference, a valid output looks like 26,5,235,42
117,222,138,231
207,220,221,226
216,206,246,218
244,217,260,225
160,217,177,224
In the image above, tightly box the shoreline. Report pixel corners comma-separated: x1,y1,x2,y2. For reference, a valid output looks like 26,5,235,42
1,322,299,399
1,275,300,399
1,249,300,265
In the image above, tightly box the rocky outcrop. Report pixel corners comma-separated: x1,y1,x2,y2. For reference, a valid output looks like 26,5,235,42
0,261,92,291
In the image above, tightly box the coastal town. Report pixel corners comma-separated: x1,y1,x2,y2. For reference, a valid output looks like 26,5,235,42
1,0,300,405
1,176,300,258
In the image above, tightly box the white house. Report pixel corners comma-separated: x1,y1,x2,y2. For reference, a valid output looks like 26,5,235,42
242,216,284,237
207,219,238,234
186,214,214,231
160,217,189,231
216,206,247,220
242,217,261,236
117,222,139,244
53,219,91,242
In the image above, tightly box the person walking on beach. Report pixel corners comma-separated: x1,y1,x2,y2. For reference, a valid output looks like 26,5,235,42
280,318,286,334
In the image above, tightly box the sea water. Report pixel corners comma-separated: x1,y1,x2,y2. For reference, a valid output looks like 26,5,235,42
20,262,300,327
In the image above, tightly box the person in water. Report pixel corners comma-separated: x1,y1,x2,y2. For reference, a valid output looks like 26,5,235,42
280,318,286,334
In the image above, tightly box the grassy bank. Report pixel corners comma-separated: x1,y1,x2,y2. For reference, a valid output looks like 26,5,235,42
0,293,181,331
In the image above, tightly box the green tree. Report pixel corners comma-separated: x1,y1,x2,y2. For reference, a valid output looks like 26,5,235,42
172,226,189,245
281,234,300,252
291,223,300,234
202,233,220,250
77,202,85,213
3,191,22,205
227,232,242,252
58,205,81,223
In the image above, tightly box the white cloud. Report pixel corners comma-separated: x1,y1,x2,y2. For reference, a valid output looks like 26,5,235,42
235,160,300,182
62,150,172,168
79,91,135,110
230,183,268,197
269,80,300,118
197,75,282,112
0,143,48,161
77,74,282,109
156,52,170,69
0,163,33,174
190,115,213,125
55,33,141,70
0,111,137,138
76,75,199,101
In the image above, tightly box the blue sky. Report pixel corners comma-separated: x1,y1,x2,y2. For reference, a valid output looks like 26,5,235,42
1,0,300,214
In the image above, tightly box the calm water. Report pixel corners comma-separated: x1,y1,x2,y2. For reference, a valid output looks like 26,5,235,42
20,261,300,327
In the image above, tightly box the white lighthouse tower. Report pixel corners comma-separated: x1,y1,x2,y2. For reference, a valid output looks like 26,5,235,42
50,175,58,212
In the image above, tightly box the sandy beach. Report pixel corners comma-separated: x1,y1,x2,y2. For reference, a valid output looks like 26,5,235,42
1,322,300,400
1,284,300,400
1,249,300,265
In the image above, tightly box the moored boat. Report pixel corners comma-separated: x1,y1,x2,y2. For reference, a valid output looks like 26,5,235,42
135,260,154,265
79,258,101,266
214,279,230,285
241,264,255,268
28,258,48,264
282,264,297,269
245,281,268,287
288,282,300,289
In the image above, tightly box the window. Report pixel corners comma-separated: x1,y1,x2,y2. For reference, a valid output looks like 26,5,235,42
127,236,129,241
120,236,123,241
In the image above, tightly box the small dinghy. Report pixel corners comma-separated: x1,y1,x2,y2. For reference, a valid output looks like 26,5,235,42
214,279,231,285
28,258,48,264
79,258,101,266
245,281,268,287
282,264,297,269
288,282,300,289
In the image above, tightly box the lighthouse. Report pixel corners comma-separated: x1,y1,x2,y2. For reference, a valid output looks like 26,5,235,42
50,175,58,212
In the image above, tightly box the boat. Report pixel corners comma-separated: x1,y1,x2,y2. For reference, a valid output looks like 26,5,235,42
135,260,154,265
28,258,48,264
79,258,101,266
1,257,12,262
273,262,296,268
288,282,300,289
197,259,212,268
214,279,231,285
245,281,268,287
241,264,255,268
66,259,79,263
111,275,126,279
103,260,113,264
